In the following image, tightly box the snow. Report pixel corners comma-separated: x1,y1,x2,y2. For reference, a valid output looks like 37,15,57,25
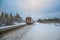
1,22,60,40
0,23,26,31
14,22,26,25
21,22,60,40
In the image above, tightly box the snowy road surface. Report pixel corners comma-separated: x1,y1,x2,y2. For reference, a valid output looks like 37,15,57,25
1,22,60,40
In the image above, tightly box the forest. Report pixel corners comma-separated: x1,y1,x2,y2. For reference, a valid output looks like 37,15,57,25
0,12,23,26
37,18,60,23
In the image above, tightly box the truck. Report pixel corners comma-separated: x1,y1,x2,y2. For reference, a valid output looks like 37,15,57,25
26,17,33,25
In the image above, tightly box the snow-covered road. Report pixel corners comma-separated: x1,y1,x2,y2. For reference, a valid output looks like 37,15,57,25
1,22,60,40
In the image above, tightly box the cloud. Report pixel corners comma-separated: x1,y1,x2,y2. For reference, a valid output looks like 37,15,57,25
1,0,60,19
18,0,59,13
2,0,60,13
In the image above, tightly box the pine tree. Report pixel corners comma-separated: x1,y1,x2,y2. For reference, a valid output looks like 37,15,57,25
9,13,13,25
15,13,20,22
0,12,5,24
4,13,10,25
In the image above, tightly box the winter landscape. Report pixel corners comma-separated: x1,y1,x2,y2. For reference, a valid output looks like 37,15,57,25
0,0,60,40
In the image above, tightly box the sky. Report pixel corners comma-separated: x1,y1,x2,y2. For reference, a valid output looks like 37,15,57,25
0,0,60,20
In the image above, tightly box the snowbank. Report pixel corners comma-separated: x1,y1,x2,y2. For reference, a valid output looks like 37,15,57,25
0,23,26,31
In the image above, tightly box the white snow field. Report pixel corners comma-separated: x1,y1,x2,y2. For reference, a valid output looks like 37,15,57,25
21,22,60,40
1,22,60,40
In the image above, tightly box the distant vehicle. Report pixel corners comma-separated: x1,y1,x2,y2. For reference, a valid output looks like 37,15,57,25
26,17,33,25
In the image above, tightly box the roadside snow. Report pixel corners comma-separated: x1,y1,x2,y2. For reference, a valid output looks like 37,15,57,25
0,23,26,31
1,22,60,40
21,22,60,40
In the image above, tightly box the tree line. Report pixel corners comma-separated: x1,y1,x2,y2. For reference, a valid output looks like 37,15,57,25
37,18,60,23
0,12,23,26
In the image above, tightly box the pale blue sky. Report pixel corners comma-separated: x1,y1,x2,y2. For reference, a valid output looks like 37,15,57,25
0,0,60,19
